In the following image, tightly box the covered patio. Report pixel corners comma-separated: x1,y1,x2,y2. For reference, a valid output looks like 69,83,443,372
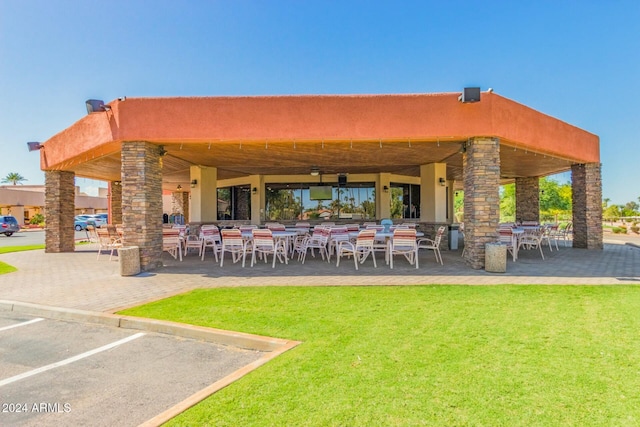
38,90,601,271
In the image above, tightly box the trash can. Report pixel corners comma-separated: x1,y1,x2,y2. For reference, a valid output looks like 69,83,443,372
485,242,507,273
448,225,459,250
118,246,140,276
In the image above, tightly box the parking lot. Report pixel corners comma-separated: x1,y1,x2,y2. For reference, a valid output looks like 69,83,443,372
0,310,267,426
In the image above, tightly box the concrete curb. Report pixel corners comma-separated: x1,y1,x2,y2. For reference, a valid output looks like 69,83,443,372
0,299,302,427
625,242,640,250
0,299,299,352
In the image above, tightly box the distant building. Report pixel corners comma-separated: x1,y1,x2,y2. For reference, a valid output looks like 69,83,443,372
0,185,107,225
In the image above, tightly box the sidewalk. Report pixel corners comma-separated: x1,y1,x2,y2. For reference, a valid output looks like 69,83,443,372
1,238,638,314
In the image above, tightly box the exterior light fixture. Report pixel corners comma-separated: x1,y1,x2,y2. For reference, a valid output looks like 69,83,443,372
383,185,389,193
27,142,43,152
252,187,258,195
458,87,481,103
310,167,320,176
190,179,197,188
439,178,446,186
85,99,111,114
176,184,182,190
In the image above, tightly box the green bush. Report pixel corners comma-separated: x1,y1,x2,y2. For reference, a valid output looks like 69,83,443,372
29,213,45,225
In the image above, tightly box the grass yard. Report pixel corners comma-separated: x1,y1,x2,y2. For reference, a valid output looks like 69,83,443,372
120,286,640,426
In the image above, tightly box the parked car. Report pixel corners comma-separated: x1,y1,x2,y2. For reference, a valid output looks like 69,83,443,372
0,215,20,236
74,218,89,231
75,214,105,228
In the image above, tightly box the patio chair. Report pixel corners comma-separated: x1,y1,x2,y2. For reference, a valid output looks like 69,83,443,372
96,227,122,261
250,229,288,268
327,226,349,262
220,228,247,267
162,229,183,261
389,228,419,269
300,228,329,264
200,225,221,261
497,227,518,261
517,227,545,260
541,224,560,251
336,229,377,270
559,222,573,246
417,226,446,265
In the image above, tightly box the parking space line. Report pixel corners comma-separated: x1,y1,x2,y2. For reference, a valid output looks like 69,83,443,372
0,332,145,388
0,317,44,332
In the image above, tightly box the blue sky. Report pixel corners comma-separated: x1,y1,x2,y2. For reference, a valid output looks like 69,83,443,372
1,0,638,205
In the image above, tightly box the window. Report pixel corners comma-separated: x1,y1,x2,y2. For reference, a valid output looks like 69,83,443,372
217,186,251,220
389,183,420,219
264,183,376,221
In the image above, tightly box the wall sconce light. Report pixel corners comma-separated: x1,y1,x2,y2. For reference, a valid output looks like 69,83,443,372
439,178,446,186
310,167,320,176
190,179,197,188
85,99,111,114
252,187,258,195
459,142,467,154
383,185,389,193
176,184,182,190
27,142,43,152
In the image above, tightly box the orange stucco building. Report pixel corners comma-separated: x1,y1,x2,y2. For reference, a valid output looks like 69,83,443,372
39,90,602,270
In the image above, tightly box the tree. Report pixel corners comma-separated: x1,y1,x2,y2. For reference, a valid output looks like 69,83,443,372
1,172,27,185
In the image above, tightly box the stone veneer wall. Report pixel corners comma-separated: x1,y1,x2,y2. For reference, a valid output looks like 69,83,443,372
121,142,163,270
515,177,539,223
572,163,603,249
171,191,189,222
463,138,501,269
110,181,122,224
45,171,76,253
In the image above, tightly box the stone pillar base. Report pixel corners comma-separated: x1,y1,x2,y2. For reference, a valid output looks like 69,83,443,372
485,243,506,273
118,246,141,276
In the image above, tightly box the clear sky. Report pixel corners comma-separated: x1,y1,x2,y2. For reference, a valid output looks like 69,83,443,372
1,0,638,205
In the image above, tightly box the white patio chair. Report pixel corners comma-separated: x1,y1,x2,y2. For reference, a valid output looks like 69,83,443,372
389,228,419,269
517,228,545,260
162,230,183,261
220,229,247,267
497,227,518,261
300,228,329,264
336,229,377,270
250,229,288,268
417,226,446,265
200,225,221,261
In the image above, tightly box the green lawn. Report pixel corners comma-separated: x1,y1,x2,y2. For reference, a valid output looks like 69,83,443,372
120,286,640,426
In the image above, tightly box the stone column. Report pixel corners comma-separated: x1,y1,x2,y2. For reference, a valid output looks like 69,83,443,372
110,181,122,224
171,191,189,222
463,138,501,269
45,170,75,252
571,163,603,249
515,177,539,223
121,142,163,271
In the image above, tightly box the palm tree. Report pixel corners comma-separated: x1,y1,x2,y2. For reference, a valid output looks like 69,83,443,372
1,172,27,185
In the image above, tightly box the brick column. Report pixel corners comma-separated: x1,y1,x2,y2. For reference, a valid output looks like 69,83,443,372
45,171,75,253
571,163,603,249
463,138,501,269
121,142,163,270
515,177,539,223
110,181,122,224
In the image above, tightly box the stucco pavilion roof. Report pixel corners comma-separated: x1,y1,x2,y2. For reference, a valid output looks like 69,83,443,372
40,91,599,190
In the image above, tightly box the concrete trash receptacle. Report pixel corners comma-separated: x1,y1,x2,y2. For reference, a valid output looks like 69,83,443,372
118,246,140,276
485,242,507,273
